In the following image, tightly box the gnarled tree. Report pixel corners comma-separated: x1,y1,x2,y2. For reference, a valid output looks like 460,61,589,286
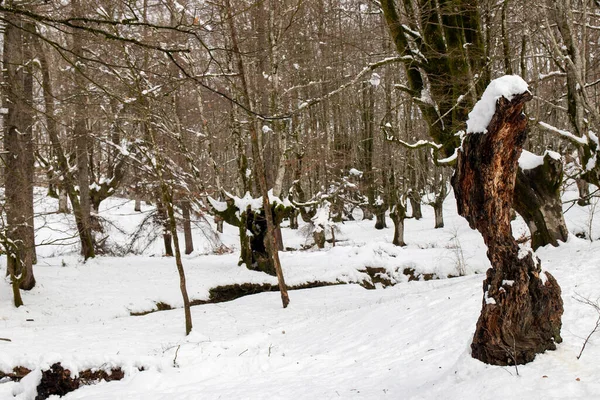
451,79,563,365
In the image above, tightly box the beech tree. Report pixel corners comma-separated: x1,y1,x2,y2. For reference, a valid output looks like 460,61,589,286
3,11,36,306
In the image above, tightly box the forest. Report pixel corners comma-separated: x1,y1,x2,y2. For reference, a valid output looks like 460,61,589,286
1,0,600,399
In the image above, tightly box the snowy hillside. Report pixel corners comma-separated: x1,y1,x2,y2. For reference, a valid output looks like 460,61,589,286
1,188,600,399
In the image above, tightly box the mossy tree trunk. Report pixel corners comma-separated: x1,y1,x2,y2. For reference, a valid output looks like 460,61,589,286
451,91,563,365
211,198,293,276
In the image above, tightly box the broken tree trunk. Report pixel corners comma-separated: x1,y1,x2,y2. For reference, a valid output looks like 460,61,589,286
513,151,569,250
451,89,563,365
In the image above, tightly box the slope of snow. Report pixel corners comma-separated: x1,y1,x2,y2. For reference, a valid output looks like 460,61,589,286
1,186,599,399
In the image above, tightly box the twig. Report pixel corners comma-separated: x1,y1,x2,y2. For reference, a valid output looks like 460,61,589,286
574,293,600,360
0,338,11,342
173,345,181,367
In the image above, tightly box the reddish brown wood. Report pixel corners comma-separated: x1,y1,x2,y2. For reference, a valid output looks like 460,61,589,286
452,92,563,365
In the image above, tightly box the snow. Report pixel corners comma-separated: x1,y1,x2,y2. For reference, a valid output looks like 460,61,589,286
466,75,529,134
311,201,332,233
348,168,363,177
586,154,597,172
518,150,561,171
369,73,380,87
1,186,600,399
539,121,588,146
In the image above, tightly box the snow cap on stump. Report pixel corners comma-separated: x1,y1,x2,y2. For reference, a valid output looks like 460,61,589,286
466,75,529,134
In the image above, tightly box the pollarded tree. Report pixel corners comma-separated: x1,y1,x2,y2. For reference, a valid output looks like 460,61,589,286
208,191,294,275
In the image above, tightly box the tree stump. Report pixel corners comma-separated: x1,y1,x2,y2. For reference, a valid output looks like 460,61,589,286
451,89,563,365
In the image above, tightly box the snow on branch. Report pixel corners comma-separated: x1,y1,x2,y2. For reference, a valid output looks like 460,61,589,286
466,75,530,134
538,121,588,146
296,56,411,111
396,138,441,150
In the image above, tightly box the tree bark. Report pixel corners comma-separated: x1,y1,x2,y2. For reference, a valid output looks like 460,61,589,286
58,188,70,214
433,201,444,229
181,200,194,255
72,0,95,260
452,90,563,365
408,190,422,220
513,152,569,250
163,188,192,335
374,201,387,230
390,202,407,247
3,14,36,293
157,200,173,257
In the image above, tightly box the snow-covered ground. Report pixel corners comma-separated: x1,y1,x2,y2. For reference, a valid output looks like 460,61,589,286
1,187,600,399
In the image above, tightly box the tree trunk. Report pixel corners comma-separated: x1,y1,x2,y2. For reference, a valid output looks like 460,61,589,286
215,216,224,233
433,180,448,229
433,201,444,229
72,0,95,260
58,188,70,214
163,188,193,335
289,209,299,230
313,229,326,249
408,190,422,220
374,202,387,229
181,200,194,255
157,200,173,257
576,178,590,206
390,202,406,247
513,152,569,250
451,90,562,365
3,14,36,294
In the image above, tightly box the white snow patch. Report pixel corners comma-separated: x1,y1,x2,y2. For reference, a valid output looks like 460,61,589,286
484,289,496,305
349,168,363,177
519,150,544,170
12,368,42,400
369,73,381,87
466,75,529,133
